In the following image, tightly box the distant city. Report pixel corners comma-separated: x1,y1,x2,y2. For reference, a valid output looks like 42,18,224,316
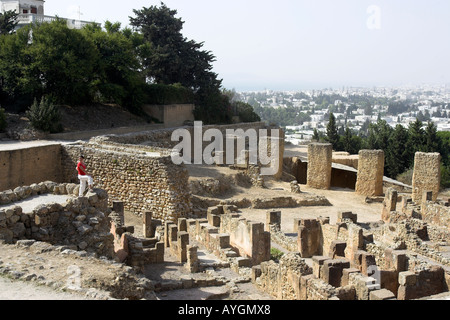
237,84,450,145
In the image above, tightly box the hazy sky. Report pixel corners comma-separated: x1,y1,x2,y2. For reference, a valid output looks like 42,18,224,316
44,0,450,91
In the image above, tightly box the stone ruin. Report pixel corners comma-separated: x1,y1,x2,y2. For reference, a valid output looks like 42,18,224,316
1,124,450,300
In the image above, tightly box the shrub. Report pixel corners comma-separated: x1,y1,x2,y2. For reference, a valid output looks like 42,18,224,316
270,247,284,262
396,168,413,186
26,96,63,133
0,107,6,132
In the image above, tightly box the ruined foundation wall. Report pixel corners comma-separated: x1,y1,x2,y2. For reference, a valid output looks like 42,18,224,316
355,150,384,197
0,185,114,258
412,152,441,203
421,199,450,230
0,144,62,191
307,143,332,190
220,213,270,265
61,143,191,222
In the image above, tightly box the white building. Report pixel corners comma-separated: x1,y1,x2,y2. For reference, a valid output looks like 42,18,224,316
0,0,98,29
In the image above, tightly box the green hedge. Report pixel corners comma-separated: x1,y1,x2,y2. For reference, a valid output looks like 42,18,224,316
144,83,194,105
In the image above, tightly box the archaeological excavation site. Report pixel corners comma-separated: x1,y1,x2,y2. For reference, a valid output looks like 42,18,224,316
1,122,449,301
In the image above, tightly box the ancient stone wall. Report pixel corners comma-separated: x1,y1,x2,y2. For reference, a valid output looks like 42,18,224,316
355,150,384,197
220,212,270,265
307,143,332,189
0,184,114,258
412,152,441,202
421,199,450,230
0,144,63,191
61,143,192,222
254,253,312,300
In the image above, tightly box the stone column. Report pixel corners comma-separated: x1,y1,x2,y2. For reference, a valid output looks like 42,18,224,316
355,150,384,197
112,201,125,224
265,210,281,232
307,143,332,190
381,188,398,222
143,211,153,238
297,219,321,258
412,152,441,203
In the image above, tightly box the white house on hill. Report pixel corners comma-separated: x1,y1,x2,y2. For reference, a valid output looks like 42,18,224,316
0,0,98,29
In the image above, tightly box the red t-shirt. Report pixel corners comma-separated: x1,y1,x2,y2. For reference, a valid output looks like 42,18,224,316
77,162,86,176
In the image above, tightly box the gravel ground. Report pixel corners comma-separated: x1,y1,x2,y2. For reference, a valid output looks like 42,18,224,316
0,194,71,213
0,276,89,300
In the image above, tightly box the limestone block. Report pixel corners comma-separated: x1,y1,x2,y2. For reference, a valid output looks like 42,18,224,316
307,143,332,190
370,289,396,300
355,150,384,196
412,152,441,202
382,188,398,222
322,259,351,288
265,210,281,231
329,240,347,258
399,271,417,286
312,256,331,278
297,219,321,258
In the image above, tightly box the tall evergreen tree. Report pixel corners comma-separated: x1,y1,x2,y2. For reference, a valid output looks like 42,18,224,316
406,118,425,168
423,121,441,153
341,126,353,154
386,124,410,178
326,112,340,150
129,2,227,123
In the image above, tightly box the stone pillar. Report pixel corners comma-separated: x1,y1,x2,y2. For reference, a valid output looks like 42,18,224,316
355,150,384,197
322,259,351,288
177,231,189,262
307,143,332,190
265,210,281,232
112,201,124,224
178,218,187,232
412,152,441,203
381,188,398,222
186,245,199,273
297,219,321,258
143,211,153,238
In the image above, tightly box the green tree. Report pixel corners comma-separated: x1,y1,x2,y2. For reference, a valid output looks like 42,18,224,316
0,10,18,35
233,101,260,123
407,119,425,163
0,20,99,107
423,121,441,153
81,22,147,112
312,128,320,142
386,124,410,178
326,112,340,150
130,2,226,124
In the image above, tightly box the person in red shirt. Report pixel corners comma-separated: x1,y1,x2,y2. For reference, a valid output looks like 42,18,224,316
77,155,94,197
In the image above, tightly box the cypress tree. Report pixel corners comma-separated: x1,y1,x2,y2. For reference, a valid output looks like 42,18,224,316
386,124,410,178
326,112,340,150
